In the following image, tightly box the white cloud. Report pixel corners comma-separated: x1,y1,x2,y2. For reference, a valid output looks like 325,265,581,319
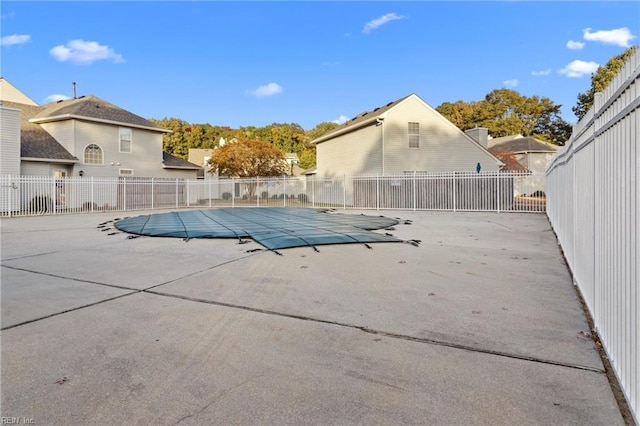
43,94,71,104
532,69,551,77
332,115,348,125
1,34,30,47
246,82,283,97
49,39,124,64
363,13,404,34
566,40,585,50
583,27,636,47
558,60,600,78
503,79,518,88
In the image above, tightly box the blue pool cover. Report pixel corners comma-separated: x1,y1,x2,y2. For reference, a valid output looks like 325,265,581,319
114,208,406,251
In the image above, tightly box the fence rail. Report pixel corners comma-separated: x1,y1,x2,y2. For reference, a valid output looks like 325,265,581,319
1,171,545,217
546,48,639,423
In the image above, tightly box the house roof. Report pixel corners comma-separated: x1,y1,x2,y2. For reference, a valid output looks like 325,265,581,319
311,94,412,144
162,152,202,170
487,134,524,148
31,95,169,132
488,136,559,154
2,100,78,162
489,148,529,172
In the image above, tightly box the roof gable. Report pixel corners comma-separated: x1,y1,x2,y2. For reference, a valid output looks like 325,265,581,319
32,95,168,132
0,78,38,105
2,100,78,162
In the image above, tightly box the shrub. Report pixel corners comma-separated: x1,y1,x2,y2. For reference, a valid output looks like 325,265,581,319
261,191,269,199
222,192,232,200
278,193,285,199
298,193,308,203
30,194,53,213
271,194,279,199
242,194,248,200
82,201,99,211
531,190,546,198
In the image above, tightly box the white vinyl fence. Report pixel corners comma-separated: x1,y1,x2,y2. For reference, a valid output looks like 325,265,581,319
546,49,639,422
1,171,545,217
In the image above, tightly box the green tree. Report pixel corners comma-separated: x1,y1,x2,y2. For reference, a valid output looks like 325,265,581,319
208,138,286,178
208,138,287,198
306,121,339,141
436,89,572,145
572,46,637,120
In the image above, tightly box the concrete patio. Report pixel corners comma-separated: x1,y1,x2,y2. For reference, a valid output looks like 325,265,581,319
0,209,626,425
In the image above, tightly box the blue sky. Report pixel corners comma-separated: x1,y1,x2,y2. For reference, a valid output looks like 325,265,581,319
2,1,638,130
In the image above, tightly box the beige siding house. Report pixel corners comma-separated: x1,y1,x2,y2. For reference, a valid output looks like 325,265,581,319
312,94,501,176
0,78,201,179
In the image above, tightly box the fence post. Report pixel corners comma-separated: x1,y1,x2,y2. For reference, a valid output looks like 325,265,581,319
312,177,315,208
453,173,457,212
496,172,501,213
91,176,97,213
413,171,417,211
376,174,380,210
344,175,347,210
208,178,212,207
151,178,155,209
176,179,179,208
123,178,127,211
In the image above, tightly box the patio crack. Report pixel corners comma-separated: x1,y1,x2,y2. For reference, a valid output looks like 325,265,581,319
144,289,606,375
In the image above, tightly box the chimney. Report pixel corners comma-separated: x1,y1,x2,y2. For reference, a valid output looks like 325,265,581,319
72,82,77,99
465,127,488,148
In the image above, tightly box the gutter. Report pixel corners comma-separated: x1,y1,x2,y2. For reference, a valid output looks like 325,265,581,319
311,115,381,145
29,114,171,133
21,157,78,164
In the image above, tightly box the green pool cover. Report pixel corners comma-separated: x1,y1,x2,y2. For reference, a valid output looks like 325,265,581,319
114,208,406,251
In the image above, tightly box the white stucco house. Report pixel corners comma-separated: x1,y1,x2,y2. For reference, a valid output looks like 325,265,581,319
311,93,502,176
0,78,201,179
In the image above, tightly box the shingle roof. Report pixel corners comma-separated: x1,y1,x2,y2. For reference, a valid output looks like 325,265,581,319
2,100,78,162
312,94,412,143
488,137,559,154
33,96,167,131
162,152,202,170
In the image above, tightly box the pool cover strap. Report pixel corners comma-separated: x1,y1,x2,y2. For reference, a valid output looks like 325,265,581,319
114,208,402,251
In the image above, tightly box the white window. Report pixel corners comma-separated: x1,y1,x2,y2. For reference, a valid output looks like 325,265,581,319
119,168,134,176
119,128,132,153
83,144,103,164
408,122,420,148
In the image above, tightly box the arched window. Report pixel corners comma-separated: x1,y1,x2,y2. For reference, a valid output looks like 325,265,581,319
84,144,103,164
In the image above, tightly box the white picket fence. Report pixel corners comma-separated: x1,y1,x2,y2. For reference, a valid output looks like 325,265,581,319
0,171,545,217
546,49,639,422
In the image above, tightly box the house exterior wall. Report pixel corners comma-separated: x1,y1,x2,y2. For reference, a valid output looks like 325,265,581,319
1,106,21,175
160,168,199,180
42,120,170,178
40,121,76,154
526,152,556,175
316,123,382,176
20,161,68,176
0,79,38,105
383,96,499,173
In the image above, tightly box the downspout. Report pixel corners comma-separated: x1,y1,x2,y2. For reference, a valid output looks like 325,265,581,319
378,117,385,174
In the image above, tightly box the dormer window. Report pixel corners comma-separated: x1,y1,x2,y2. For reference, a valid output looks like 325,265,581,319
119,127,132,153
